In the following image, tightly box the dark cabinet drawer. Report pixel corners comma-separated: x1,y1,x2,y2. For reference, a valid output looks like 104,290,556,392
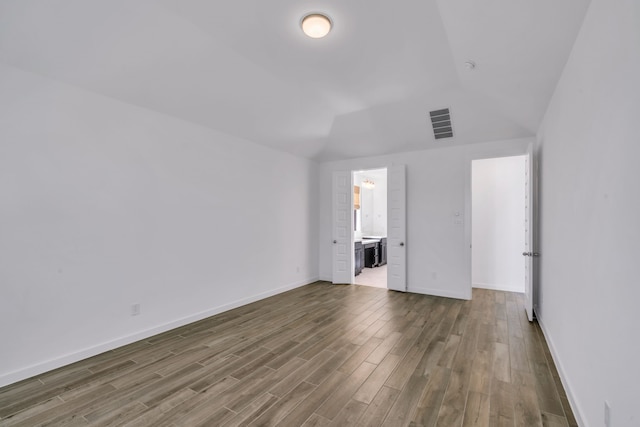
379,238,387,266
354,242,364,276
364,242,379,268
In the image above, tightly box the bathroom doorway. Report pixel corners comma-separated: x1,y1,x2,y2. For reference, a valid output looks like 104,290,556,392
353,168,388,289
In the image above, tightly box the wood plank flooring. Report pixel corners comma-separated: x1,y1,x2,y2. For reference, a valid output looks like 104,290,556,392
0,283,577,426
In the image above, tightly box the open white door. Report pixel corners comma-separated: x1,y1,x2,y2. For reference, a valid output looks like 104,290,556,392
523,142,539,321
332,171,352,284
387,164,407,292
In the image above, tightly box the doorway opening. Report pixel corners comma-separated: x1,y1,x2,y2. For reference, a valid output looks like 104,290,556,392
471,156,526,293
353,168,387,289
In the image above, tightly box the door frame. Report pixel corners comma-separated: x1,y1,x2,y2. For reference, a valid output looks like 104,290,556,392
332,171,354,284
386,164,407,292
332,164,403,288
469,154,527,293
353,167,390,288
464,144,533,301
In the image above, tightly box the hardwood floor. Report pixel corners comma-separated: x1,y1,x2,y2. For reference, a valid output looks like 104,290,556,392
0,283,577,426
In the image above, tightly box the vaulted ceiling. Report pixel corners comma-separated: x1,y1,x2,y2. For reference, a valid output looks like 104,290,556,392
0,0,591,161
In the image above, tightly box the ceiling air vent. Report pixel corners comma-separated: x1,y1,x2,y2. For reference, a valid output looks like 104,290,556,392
429,108,453,140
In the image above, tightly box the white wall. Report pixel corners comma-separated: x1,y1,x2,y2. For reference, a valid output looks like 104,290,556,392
536,0,640,425
361,184,375,235
353,173,363,240
370,169,387,237
358,169,387,237
319,137,532,299
0,64,319,387
472,156,525,292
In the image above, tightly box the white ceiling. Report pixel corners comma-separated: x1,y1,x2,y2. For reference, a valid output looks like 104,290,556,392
0,0,591,161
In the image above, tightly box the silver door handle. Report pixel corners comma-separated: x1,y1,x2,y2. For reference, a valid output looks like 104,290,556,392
333,240,337,244
522,252,531,256
533,252,540,257
400,242,405,247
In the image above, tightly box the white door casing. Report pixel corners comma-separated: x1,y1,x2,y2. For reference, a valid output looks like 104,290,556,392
387,164,407,292
332,171,352,284
523,142,538,322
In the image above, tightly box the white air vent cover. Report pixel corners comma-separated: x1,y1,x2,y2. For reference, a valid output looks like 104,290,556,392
429,108,453,140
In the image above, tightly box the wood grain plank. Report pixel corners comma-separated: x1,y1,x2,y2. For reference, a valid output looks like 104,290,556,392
0,396,64,427
121,388,198,427
513,371,543,427
327,399,368,426
248,381,316,426
412,366,451,427
468,349,493,395
275,370,346,426
353,354,402,404
0,284,577,427
493,342,511,383
338,337,383,375
437,334,461,369
489,379,515,425
315,362,376,419
300,413,331,427
462,392,490,427
541,411,569,427
531,361,565,416
356,386,400,427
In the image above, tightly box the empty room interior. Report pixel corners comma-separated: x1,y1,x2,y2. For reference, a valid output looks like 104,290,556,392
1,1,639,426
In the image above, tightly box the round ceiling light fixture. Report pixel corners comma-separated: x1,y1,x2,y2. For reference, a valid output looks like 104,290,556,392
301,13,332,38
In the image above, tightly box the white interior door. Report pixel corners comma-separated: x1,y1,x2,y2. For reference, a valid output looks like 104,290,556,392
387,164,407,292
523,143,538,321
332,171,352,284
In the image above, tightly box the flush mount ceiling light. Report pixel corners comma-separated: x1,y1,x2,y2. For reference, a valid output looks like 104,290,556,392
301,13,332,38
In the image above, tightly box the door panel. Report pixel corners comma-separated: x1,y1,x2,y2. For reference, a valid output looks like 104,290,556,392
524,143,538,321
332,171,352,284
387,164,407,292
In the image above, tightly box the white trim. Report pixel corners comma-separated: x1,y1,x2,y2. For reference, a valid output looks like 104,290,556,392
464,140,533,301
472,282,525,293
408,285,472,301
0,277,318,388
537,317,586,427
331,171,354,285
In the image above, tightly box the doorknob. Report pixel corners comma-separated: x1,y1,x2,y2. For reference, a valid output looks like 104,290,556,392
522,252,540,257
333,240,337,244
400,242,405,247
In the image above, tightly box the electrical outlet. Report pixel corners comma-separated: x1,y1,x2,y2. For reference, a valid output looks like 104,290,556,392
131,303,141,316
605,401,611,427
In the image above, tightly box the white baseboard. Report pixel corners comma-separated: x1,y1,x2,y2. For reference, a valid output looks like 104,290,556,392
537,317,586,427
408,285,472,300
472,282,525,293
0,276,318,388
